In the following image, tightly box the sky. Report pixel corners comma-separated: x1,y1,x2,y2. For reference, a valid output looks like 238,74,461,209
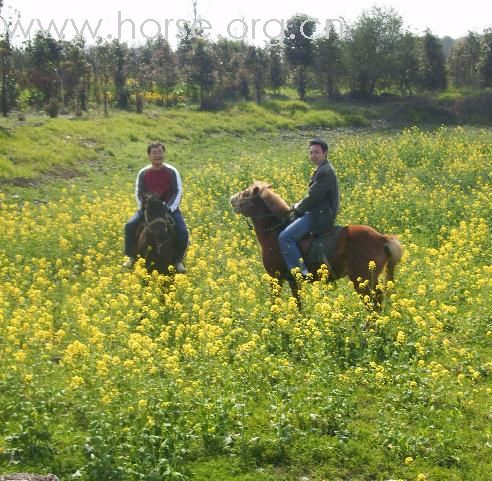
3,0,492,46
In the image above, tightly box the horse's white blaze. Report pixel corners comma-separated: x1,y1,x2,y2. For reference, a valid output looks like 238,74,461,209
230,193,241,213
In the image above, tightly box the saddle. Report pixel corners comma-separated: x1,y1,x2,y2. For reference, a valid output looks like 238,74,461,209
298,225,344,275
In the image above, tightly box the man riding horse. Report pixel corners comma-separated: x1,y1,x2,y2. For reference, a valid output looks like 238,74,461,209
279,138,340,280
123,142,189,273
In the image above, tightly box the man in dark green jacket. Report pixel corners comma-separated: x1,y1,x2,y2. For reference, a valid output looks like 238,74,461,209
279,138,340,276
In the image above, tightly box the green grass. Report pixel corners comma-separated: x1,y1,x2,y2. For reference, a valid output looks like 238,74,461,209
436,87,492,101
0,102,372,184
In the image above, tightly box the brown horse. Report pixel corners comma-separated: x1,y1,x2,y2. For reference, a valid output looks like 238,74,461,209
136,193,177,275
230,181,403,309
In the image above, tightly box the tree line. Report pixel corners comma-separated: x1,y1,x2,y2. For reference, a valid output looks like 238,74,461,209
1,5,492,116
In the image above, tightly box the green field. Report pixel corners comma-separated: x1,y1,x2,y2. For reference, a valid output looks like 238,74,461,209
0,106,490,481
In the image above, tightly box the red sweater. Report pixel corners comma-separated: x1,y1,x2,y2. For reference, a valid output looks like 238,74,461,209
135,163,183,211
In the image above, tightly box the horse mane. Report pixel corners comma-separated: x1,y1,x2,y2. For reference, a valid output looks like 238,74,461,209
252,181,290,217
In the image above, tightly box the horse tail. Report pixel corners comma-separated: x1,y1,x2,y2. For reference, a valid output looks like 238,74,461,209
384,236,403,282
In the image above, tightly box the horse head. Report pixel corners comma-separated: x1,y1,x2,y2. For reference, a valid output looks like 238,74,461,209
230,181,290,219
143,192,171,222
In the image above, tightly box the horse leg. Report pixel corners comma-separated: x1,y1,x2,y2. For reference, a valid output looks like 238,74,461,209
288,277,302,310
269,277,283,304
349,268,384,312
370,279,384,312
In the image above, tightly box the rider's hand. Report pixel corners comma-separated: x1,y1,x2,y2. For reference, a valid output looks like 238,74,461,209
288,208,299,223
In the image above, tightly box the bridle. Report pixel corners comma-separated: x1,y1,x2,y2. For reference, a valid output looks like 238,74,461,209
143,201,176,233
237,192,286,232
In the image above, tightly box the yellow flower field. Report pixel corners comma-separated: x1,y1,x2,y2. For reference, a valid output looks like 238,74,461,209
0,125,490,480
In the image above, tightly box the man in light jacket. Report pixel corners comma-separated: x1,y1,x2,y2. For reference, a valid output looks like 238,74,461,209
123,142,189,273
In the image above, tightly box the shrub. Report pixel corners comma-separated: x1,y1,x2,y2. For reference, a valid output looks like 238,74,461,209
46,98,59,118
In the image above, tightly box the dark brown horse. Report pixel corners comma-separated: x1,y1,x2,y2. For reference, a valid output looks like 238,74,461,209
136,193,177,275
230,181,403,309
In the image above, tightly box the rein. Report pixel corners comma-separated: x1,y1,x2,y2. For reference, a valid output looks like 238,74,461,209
246,218,286,232
238,194,286,233
146,218,170,227
143,202,175,233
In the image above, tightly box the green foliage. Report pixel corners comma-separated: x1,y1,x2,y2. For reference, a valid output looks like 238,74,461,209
284,14,316,99
346,6,404,96
420,30,448,91
481,30,492,87
315,27,344,99
5,9,492,116
46,98,59,117
437,89,467,101
135,93,144,113
448,33,483,88
262,99,310,114
17,89,36,111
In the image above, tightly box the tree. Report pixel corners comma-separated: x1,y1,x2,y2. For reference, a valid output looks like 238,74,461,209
212,39,243,103
394,31,420,95
267,41,285,94
60,37,91,111
420,30,447,91
25,32,65,112
88,39,114,115
448,32,483,88
112,40,128,108
1,26,12,116
315,26,344,99
190,38,216,109
481,29,492,87
177,21,204,103
284,14,316,100
1,0,9,115
152,36,178,98
346,6,404,97
245,46,268,104
441,36,455,60
126,42,153,93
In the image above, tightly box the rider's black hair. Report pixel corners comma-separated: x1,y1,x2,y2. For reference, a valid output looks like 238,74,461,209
147,142,166,154
309,138,328,153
